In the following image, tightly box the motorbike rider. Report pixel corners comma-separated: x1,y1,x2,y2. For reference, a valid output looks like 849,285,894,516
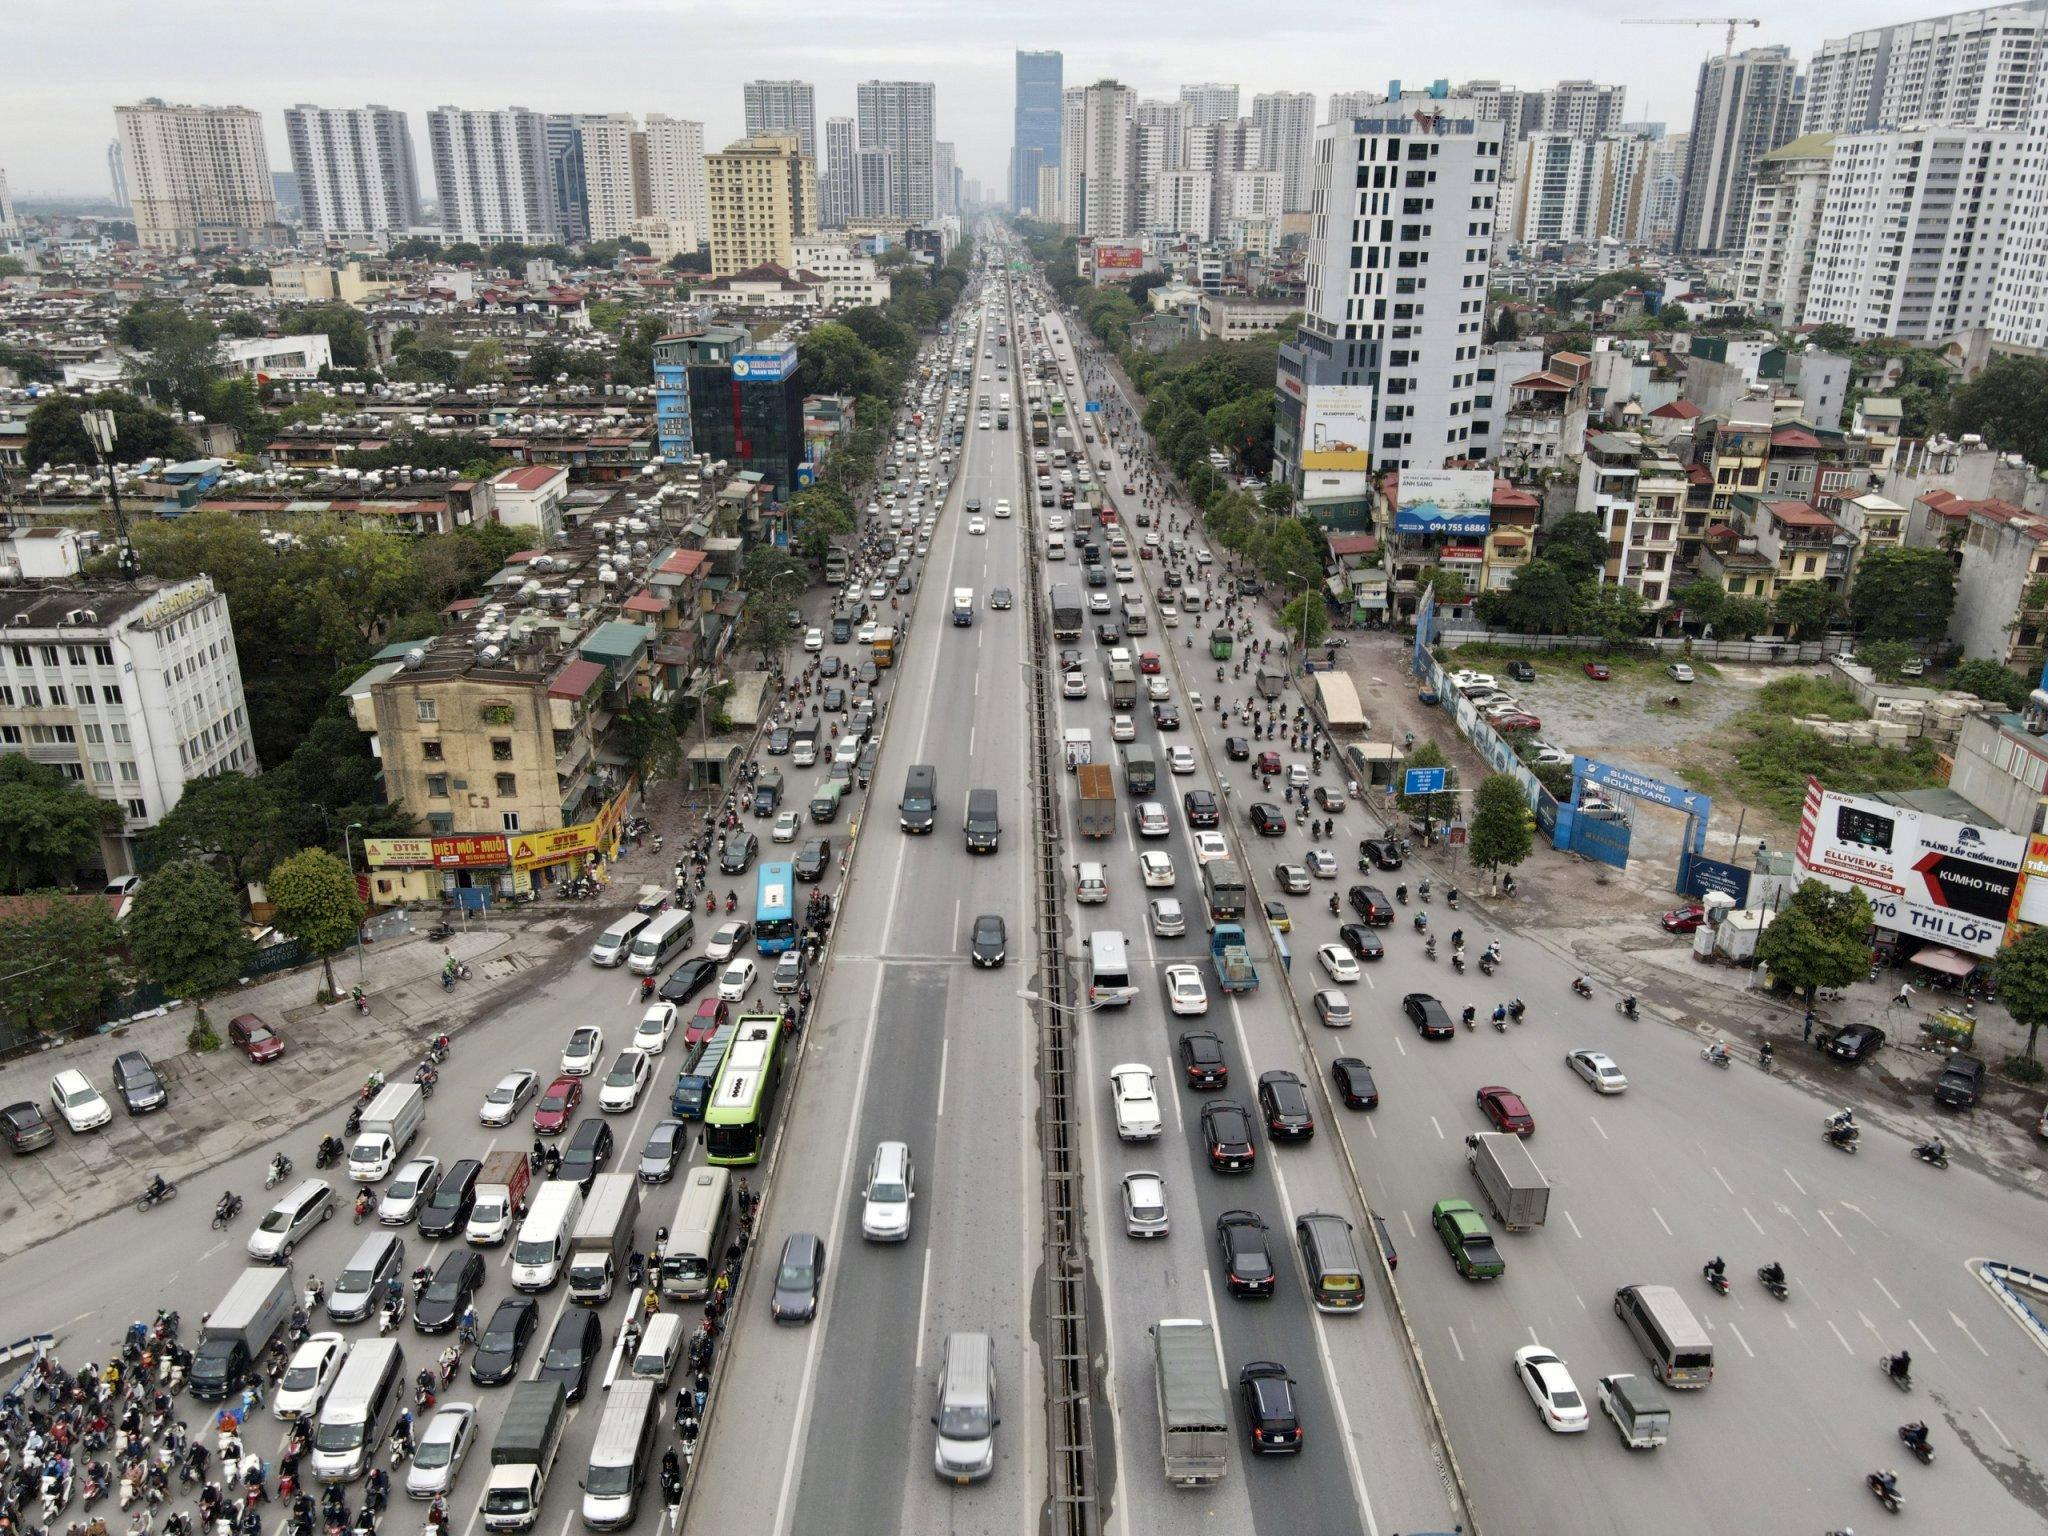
269,1152,291,1182
1901,1421,1929,1453
1761,1260,1786,1289
1828,1106,1857,1133
1572,973,1593,996
1887,1350,1912,1384
144,1172,169,1204
1327,894,1339,917
215,1190,237,1223
1704,1255,1726,1283
1760,1039,1775,1068
1412,911,1427,932
1707,1040,1730,1065
1424,935,1437,958
354,1189,373,1221
1620,993,1639,1017
1874,1468,1900,1501
1919,1136,1946,1162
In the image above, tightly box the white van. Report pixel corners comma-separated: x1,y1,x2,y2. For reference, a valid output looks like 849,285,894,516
659,1167,732,1301
310,1338,403,1483
627,910,694,976
1086,930,1137,1008
1046,533,1066,561
510,1180,583,1291
589,914,650,968
628,1313,684,1386
579,1380,659,1529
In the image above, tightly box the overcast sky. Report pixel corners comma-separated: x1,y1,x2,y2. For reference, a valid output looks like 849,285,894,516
4,0,1899,200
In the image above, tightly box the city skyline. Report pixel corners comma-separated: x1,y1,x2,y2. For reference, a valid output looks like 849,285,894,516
0,1,1940,199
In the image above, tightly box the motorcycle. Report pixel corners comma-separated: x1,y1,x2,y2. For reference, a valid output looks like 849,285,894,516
1477,953,1497,976
1900,1423,1934,1465
266,1154,294,1189
1913,1141,1949,1170
1827,1122,1861,1153
425,922,454,944
315,1136,344,1170
1423,938,1437,962
1757,1266,1789,1301
1450,952,1465,973
1703,1264,1729,1296
1507,998,1526,1022
378,1297,407,1337
303,1281,326,1314
423,1034,450,1065
413,1065,438,1097
1866,1471,1903,1514
137,1179,179,1213
1616,998,1639,1020
1880,1353,1912,1391
1700,1045,1732,1069
1570,977,1594,999
210,1192,243,1229
354,1191,373,1224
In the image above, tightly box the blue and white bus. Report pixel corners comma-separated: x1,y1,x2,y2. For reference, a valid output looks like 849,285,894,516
755,862,797,955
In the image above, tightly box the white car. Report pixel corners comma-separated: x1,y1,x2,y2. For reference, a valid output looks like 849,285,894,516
560,1026,604,1077
1565,1050,1628,1094
1192,830,1229,865
1110,713,1136,742
772,810,802,843
1304,848,1338,880
968,516,986,535
978,416,992,429
1150,897,1186,937
1136,801,1169,837
1109,1064,1162,1141
1121,1171,1169,1238
803,627,824,652
599,1049,651,1112
705,921,751,963
406,1402,477,1499
1139,850,1176,888
1146,676,1171,702
378,1157,441,1224
479,1069,538,1126
1316,944,1361,983
1667,662,1695,684
857,623,879,646
632,1004,677,1054
273,1333,346,1421
1514,1346,1590,1433
1167,745,1196,775
48,1069,112,1132
994,499,1012,518
717,959,758,1002
1089,591,1112,613
1163,964,1208,1016
1063,669,1090,698
1048,514,1067,531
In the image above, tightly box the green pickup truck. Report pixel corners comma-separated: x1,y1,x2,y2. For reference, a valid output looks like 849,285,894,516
1432,1198,1504,1280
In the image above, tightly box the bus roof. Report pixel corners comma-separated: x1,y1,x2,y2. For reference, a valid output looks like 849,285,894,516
756,863,793,916
704,1017,781,1122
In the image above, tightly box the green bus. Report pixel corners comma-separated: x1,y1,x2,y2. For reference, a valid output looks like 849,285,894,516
702,1014,785,1166
1049,397,1066,419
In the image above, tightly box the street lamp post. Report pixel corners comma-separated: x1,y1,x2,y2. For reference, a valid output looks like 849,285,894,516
343,821,368,991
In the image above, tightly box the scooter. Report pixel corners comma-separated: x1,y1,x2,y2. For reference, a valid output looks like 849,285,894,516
1700,1046,1731,1069
1703,1264,1729,1296
1616,998,1639,1019
1827,1122,1861,1153
1912,1141,1949,1169
1570,977,1594,999
1757,1266,1789,1302
1899,1424,1934,1465
1866,1471,1903,1514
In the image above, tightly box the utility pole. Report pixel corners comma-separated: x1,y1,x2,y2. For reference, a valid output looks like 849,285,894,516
82,409,141,578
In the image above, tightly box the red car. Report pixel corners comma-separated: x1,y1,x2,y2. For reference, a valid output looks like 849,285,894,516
1255,749,1282,776
1492,712,1542,732
1477,1085,1535,1137
228,1013,285,1063
1583,661,1611,681
1661,904,1706,933
684,998,729,1049
1139,651,1162,675
532,1076,582,1135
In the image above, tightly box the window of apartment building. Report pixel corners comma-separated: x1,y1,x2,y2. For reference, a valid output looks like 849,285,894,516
495,773,517,797
57,763,83,782
76,685,93,704
490,737,514,761
18,686,38,708
38,647,57,667
103,684,121,705
0,727,17,745
84,724,102,744
110,724,128,744
501,811,521,833
118,761,137,782
47,686,65,707
91,762,112,784
421,739,444,761
0,687,11,707
426,774,449,798
123,797,145,820
65,646,86,667
93,645,114,667
416,699,438,722
10,646,28,667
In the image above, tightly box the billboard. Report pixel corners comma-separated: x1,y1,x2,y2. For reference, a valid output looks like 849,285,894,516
1093,244,1145,272
731,346,796,382
1795,779,2024,957
1396,469,1493,536
1301,386,1373,472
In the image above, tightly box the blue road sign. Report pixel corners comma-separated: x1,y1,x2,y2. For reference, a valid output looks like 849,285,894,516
1086,400,1102,412
1403,766,1448,796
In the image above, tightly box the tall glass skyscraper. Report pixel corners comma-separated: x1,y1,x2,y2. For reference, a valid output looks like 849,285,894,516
1014,50,1063,214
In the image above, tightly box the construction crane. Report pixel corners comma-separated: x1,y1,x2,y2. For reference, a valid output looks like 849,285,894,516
1622,16,1762,58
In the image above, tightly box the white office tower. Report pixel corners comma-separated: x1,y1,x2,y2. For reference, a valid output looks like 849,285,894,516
1252,91,1318,210
1325,91,1380,125
1061,80,1137,237
644,115,708,251
821,117,854,228
1154,169,1214,239
1179,83,1240,127
427,106,556,243
1804,125,2027,340
114,99,279,251
1508,132,1649,244
856,80,937,220
1805,3,2048,133
1636,131,1688,247
1735,133,1836,318
282,105,422,238
1292,91,1500,473
1677,46,1803,254
573,113,644,241
743,80,818,159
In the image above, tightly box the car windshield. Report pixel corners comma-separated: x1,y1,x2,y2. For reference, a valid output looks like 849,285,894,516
939,1403,990,1439
544,1339,586,1369
281,1358,327,1390
62,1084,95,1106
1552,1386,1583,1409
259,1209,293,1233
869,1179,906,1204
606,1063,638,1086
412,1433,454,1470
425,1275,465,1305
569,1031,597,1055
486,1083,517,1105
482,1323,519,1351
429,1183,465,1210
776,1256,813,1289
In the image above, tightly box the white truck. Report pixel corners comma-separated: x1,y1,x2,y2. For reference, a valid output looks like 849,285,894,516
565,1173,640,1304
510,1180,583,1291
1150,1318,1229,1486
348,1083,425,1182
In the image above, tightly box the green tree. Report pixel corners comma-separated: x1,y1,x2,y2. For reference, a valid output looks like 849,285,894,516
0,757,123,892
1942,354,2048,468
266,847,364,999
23,389,199,469
218,312,267,340
798,321,890,400
1754,880,1874,1006
527,340,566,383
1994,923,2048,1070
1260,481,1296,517
1416,567,1469,606
277,302,371,368
1540,512,1608,581
613,697,683,786
132,311,224,412
1948,657,2032,709
139,771,284,897
1571,580,1647,647
0,256,26,278
1489,306,1519,343
1806,324,1856,354
1850,547,1956,643
458,338,509,388
390,345,459,385
0,892,125,1033
1278,591,1330,648
1773,580,1845,637
206,374,268,442
1467,773,1533,886
126,859,250,1020
787,488,855,567
615,317,665,381
1396,739,1455,833
1858,638,1914,680
1657,302,1690,326
1477,561,1579,634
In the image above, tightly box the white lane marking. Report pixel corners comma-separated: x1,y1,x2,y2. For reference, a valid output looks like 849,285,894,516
1726,1322,1755,1359
935,1037,949,1120
1588,1115,1608,1141
1562,1209,1583,1241
1429,1115,1445,1140
914,1244,934,1370
1711,1165,1734,1195
1826,1318,1855,1355
1980,1407,2012,1449
1402,1208,1416,1238
1743,1207,1766,1237
1446,1326,1465,1363
1952,1312,1989,1356
1651,1206,1672,1236
1817,1208,1855,1254
770,964,889,1536
1783,1167,1807,1197
1873,1277,1901,1310
1906,1317,1937,1355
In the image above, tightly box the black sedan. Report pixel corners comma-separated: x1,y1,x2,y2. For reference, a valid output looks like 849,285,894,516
819,654,843,678
1248,802,1288,837
1096,622,1122,645
1331,1058,1379,1110
556,1119,612,1191
1403,992,1456,1041
822,686,847,713
719,834,759,876
1240,1362,1303,1454
1826,1023,1887,1063
1257,1071,1315,1141
970,914,1007,968
659,957,721,1005
1153,703,1181,731
1349,885,1395,924
468,1297,538,1385
1224,736,1251,762
414,1251,484,1335
1201,1101,1256,1172
771,1232,826,1324
537,1309,603,1400
794,838,832,882
1362,837,1404,870
1216,1209,1276,1298
1178,1030,1227,1089
1337,923,1384,961
417,1159,481,1239
766,727,793,755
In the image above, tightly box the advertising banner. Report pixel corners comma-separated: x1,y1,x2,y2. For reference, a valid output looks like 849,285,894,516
365,837,437,870
731,346,797,382
433,835,509,870
2019,834,2048,926
510,821,602,871
1794,779,2023,956
1396,468,1493,536
1093,244,1145,271
1301,386,1373,472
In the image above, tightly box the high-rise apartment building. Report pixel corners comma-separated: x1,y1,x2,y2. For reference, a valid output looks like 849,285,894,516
1677,46,1804,254
1013,50,1063,215
1735,132,1837,318
1632,127,1687,246
645,115,709,251
114,99,280,252
934,140,958,215
1179,83,1240,127
107,140,130,209
1133,99,1186,227
1804,125,2027,339
282,104,422,239
1216,169,1285,226
822,116,855,228
1187,117,1261,173
1325,91,1380,125
542,116,589,244
1153,168,1214,239
855,148,895,220
1279,90,1501,480
427,106,556,244
705,134,817,276
1804,3,2048,133
1062,80,1137,237
0,171,16,240
1507,132,1649,245
571,113,645,241
1252,91,1318,210
1455,79,1625,178
743,80,818,160
857,80,937,221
